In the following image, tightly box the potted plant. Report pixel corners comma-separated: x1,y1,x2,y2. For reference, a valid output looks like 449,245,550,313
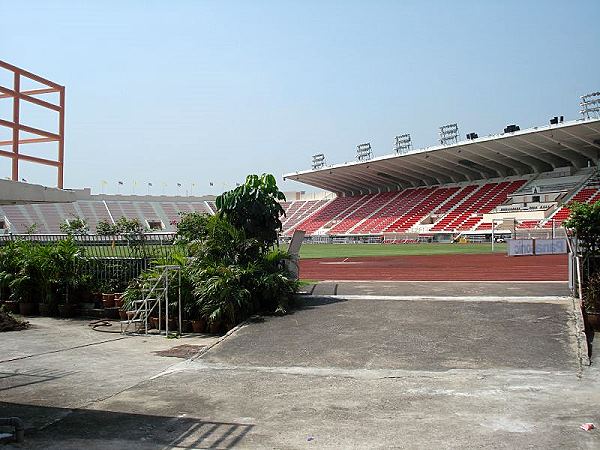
583,272,600,331
564,201,600,332
51,239,85,318
7,242,43,316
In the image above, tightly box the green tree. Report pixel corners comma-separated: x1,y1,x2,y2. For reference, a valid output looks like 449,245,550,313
563,201,600,256
174,212,210,244
215,174,286,249
60,217,89,235
95,219,116,236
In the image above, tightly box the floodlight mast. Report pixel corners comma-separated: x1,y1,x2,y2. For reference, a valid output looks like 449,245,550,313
356,143,373,162
394,134,412,154
439,123,459,145
311,153,326,170
580,91,600,119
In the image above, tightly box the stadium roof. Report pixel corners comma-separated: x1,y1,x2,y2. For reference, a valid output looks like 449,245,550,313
283,118,600,196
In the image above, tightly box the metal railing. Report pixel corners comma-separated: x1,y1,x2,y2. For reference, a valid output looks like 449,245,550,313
0,233,179,292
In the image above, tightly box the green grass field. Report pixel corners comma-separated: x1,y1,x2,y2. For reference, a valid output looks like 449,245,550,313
65,241,507,260
299,242,506,259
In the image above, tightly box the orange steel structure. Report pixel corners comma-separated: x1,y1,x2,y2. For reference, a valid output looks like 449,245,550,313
0,60,65,188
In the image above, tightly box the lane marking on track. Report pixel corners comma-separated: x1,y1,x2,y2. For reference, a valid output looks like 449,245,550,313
307,279,569,284
319,261,364,265
304,295,571,304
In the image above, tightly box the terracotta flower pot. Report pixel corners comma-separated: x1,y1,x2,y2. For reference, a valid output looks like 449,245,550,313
114,298,124,308
102,293,115,308
119,310,127,320
208,321,223,335
19,302,39,316
39,303,58,317
57,304,75,318
166,318,178,331
149,317,159,329
585,311,600,331
191,319,206,333
3,300,20,314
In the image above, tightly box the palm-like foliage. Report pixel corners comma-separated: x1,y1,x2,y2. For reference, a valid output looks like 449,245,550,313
216,174,286,249
192,264,252,325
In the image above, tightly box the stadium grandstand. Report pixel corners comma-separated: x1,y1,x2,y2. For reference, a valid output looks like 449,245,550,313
282,115,600,242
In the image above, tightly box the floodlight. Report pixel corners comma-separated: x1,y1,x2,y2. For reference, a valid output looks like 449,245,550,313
394,134,412,154
311,153,326,170
439,123,459,145
580,91,600,119
356,143,373,161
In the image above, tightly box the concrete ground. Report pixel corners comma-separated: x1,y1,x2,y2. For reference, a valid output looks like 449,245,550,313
1,282,599,449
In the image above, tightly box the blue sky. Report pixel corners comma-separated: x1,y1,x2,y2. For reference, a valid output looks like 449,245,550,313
1,0,599,195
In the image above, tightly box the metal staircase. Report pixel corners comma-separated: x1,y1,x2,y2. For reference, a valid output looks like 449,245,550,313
120,265,181,335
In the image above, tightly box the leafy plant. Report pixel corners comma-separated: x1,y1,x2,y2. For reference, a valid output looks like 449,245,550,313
584,272,600,313
60,217,89,235
174,212,210,245
563,201,600,256
49,238,86,304
215,173,286,249
96,219,116,236
25,223,38,235
192,264,252,325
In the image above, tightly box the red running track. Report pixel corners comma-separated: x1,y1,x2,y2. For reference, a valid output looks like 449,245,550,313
300,254,567,281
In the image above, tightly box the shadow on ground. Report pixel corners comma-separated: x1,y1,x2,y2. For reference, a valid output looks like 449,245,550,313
0,402,253,449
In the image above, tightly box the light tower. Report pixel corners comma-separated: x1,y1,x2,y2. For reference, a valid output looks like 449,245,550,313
356,143,373,161
439,123,459,145
394,134,412,154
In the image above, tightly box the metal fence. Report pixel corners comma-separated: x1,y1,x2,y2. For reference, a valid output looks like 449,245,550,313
0,233,178,292
0,233,177,258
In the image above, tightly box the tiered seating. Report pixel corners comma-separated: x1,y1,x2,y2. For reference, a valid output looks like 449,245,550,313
475,222,493,230
384,186,461,233
329,192,399,234
34,203,79,233
430,185,480,231
0,205,32,233
106,201,144,223
159,202,180,225
69,201,112,233
516,220,541,229
206,201,217,213
282,200,328,233
290,196,366,234
543,187,600,227
353,188,426,233
432,180,526,232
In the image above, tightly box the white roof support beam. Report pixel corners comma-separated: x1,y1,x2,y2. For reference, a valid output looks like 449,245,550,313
495,140,554,172
423,152,484,181
512,135,577,168
471,142,531,175
523,134,589,168
367,164,425,188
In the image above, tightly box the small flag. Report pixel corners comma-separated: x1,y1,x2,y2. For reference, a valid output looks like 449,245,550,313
209,182,214,186
118,181,123,185
148,182,153,186
177,183,182,187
